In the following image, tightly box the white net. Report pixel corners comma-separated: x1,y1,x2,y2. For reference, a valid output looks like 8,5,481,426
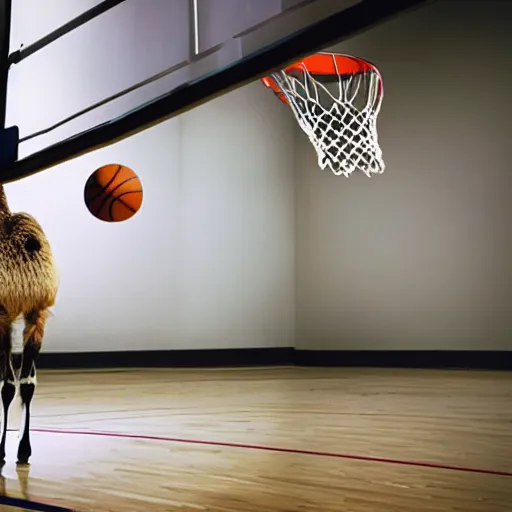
269,59,385,177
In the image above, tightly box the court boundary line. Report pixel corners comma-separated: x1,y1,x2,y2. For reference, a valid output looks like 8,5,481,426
26,427,512,478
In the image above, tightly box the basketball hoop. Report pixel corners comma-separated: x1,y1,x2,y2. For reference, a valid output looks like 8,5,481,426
262,52,384,177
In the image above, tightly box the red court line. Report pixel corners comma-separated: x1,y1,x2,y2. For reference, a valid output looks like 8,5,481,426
31,427,512,478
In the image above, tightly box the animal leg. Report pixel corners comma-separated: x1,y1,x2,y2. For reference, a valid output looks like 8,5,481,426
0,309,14,465
17,309,47,465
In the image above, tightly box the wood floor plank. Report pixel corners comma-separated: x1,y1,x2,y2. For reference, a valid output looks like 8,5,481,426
0,367,509,511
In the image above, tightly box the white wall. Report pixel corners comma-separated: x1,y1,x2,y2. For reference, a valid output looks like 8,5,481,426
6,119,182,352
295,0,512,351
178,84,295,349
10,0,509,355
5,3,296,352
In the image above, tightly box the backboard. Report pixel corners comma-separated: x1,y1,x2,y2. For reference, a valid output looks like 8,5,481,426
0,0,432,183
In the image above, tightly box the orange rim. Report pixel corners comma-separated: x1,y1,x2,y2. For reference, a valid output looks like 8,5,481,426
261,53,381,105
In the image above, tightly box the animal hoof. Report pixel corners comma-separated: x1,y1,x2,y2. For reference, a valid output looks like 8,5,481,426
16,443,31,465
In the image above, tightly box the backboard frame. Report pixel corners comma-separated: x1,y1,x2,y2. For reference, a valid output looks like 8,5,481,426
0,0,434,184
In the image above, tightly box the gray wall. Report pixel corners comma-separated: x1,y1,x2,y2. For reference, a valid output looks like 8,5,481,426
7,2,296,352
7,83,296,353
8,0,511,354
295,0,512,350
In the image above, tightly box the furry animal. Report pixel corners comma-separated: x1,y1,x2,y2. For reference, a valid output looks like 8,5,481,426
0,183,58,464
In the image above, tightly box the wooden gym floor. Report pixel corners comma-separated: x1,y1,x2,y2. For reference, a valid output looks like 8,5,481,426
0,367,510,511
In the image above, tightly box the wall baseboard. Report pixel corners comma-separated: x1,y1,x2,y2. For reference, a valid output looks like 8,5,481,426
36,348,294,370
35,348,511,371
292,350,512,370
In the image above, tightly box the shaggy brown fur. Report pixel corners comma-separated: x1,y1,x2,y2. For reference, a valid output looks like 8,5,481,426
0,183,58,464
0,186,58,323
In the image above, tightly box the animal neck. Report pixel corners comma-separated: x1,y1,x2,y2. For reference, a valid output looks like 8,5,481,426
0,184,11,218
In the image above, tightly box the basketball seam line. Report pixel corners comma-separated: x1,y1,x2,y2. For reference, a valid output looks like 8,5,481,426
96,175,138,217
108,190,142,220
88,164,123,203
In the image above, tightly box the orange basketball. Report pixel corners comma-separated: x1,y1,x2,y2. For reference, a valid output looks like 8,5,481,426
84,164,143,222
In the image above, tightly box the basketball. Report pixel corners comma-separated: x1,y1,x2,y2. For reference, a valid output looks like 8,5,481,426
84,164,143,222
